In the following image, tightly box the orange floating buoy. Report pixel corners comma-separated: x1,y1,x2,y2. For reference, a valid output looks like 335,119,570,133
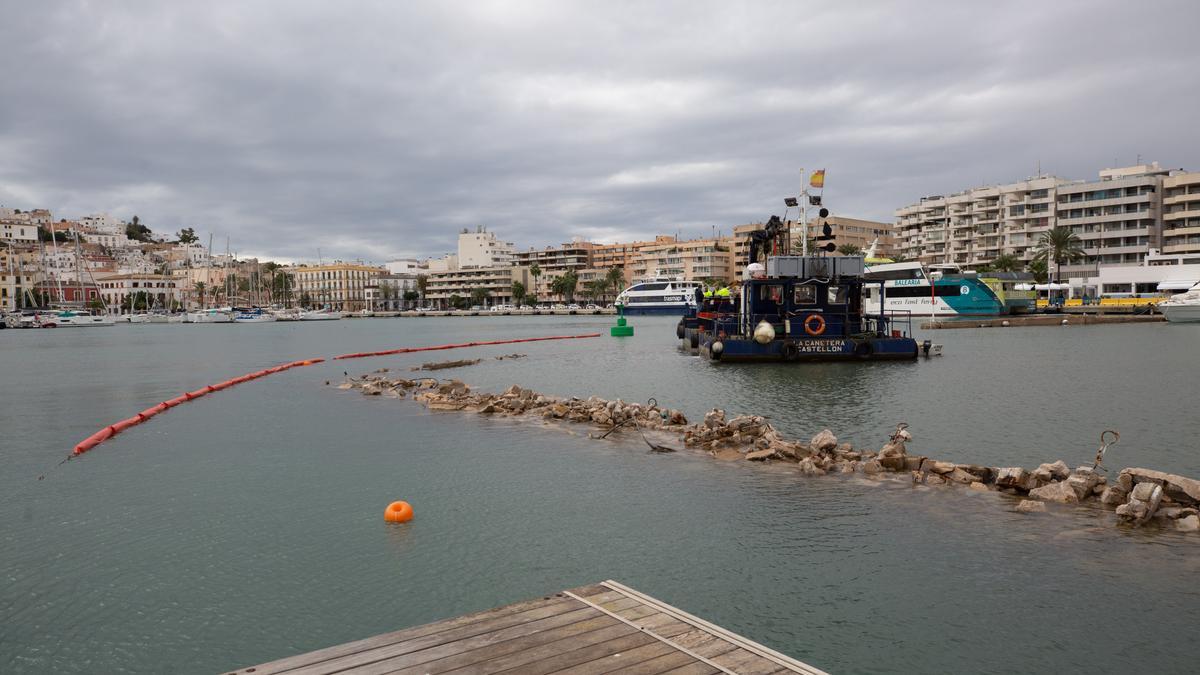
384,501,414,523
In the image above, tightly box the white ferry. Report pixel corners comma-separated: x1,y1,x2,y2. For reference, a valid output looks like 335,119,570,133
614,277,702,315
863,261,1006,317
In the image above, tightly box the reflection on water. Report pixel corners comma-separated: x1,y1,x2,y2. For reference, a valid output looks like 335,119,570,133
1,317,1198,674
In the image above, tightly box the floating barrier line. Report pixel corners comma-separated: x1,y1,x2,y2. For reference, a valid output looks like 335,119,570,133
331,332,602,360
68,332,601,460
70,358,326,457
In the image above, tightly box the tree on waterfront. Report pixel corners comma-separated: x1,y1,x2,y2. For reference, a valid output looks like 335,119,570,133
448,293,465,309
836,244,863,256
1027,259,1049,284
1033,226,1086,282
177,227,198,244
469,287,490,307
529,263,542,300
511,280,526,306
585,278,608,302
604,267,624,296
299,292,312,308
988,253,1022,272
378,284,395,310
415,274,428,305
551,269,578,303
193,281,207,307
403,290,419,308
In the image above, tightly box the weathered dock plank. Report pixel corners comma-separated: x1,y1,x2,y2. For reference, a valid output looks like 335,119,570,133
228,580,829,675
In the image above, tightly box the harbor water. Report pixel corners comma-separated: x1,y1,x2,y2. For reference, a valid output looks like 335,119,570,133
2,317,1198,673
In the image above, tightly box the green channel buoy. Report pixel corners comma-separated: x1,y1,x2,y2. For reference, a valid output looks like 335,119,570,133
610,304,633,337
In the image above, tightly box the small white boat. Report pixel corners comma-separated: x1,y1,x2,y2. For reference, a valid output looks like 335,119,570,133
299,308,342,321
127,313,152,324
56,310,116,327
187,308,233,323
234,308,277,323
1159,282,1200,323
273,308,301,321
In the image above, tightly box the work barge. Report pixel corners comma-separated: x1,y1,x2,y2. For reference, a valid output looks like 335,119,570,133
230,580,827,675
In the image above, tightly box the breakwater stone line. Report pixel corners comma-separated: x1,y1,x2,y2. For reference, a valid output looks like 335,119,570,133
339,374,1200,535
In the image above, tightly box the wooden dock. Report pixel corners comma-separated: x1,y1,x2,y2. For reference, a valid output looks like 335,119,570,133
229,580,827,675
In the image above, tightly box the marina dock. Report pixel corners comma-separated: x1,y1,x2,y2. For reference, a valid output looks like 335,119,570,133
230,580,827,675
921,314,1164,329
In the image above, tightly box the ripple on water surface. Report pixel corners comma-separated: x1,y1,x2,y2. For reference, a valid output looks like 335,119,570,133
1,317,1199,674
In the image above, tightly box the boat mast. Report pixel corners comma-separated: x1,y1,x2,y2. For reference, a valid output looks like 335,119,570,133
800,169,808,257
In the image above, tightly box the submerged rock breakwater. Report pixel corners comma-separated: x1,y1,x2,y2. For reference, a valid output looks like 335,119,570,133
334,373,1200,535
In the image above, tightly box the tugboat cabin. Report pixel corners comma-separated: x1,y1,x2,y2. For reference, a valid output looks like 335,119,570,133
701,255,920,362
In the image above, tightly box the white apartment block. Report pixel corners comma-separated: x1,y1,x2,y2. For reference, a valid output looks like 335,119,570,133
457,227,514,268
896,163,1186,278
385,258,420,274
96,274,185,313
1161,172,1200,256
79,213,125,236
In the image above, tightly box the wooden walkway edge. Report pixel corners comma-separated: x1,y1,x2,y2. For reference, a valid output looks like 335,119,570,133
228,580,828,675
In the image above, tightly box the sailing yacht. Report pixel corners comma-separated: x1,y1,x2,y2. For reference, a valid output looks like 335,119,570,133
233,307,277,323
56,309,116,327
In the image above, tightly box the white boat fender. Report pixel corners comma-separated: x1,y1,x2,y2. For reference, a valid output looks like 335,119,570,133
710,340,724,357
753,320,775,344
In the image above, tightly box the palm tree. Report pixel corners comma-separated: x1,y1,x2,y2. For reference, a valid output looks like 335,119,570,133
1027,259,1049,284
604,267,624,302
988,253,1022,272
836,243,863,256
1032,226,1086,282
193,281,207,307
551,270,578,303
529,263,542,301
511,280,526,306
469,287,490,307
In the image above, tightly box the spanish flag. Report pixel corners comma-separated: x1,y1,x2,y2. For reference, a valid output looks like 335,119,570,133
810,169,826,189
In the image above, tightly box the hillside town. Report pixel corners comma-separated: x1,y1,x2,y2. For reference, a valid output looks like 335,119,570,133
3,162,1198,315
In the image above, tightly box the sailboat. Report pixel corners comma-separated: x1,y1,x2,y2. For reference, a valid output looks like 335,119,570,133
57,232,115,326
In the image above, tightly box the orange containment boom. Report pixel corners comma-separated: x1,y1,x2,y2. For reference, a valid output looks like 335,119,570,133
331,333,602,360
70,357,326,457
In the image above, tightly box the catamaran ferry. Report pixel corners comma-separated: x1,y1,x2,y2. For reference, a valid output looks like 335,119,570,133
863,261,1006,317
615,277,702,315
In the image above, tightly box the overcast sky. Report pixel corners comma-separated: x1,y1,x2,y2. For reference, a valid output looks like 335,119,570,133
2,1,1197,263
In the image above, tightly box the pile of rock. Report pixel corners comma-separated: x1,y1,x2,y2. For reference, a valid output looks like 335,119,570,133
333,375,1200,534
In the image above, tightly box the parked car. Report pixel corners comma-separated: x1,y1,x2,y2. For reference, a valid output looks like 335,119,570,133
567,304,582,310
469,305,483,311
585,304,600,310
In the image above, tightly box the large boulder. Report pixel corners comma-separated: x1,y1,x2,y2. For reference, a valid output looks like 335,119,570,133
1028,481,1079,504
878,455,907,471
995,467,1038,492
745,448,777,461
703,409,726,429
1064,467,1103,500
1033,460,1071,482
1117,483,1163,523
945,468,978,484
1176,515,1200,532
810,429,838,453
1099,487,1128,506
928,461,956,475
1120,468,1200,506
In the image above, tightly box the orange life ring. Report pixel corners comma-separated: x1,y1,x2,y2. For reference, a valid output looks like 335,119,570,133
803,314,826,336
384,500,414,523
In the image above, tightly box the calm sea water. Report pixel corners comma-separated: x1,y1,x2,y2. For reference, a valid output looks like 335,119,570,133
1,317,1198,674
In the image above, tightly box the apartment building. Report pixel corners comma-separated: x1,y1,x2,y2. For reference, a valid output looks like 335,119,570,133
629,236,737,284
457,228,514,268
1,216,39,243
513,240,594,299
591,240,656,285
96,274,184,312
365,274,419,311
288,263,385,311
1054,164,1168,277
424,266,531,308
896,175,1066,267
1162,172,1200,256
896,164,1183,276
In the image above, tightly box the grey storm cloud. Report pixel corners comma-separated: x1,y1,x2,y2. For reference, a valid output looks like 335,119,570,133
2,0,1198,263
